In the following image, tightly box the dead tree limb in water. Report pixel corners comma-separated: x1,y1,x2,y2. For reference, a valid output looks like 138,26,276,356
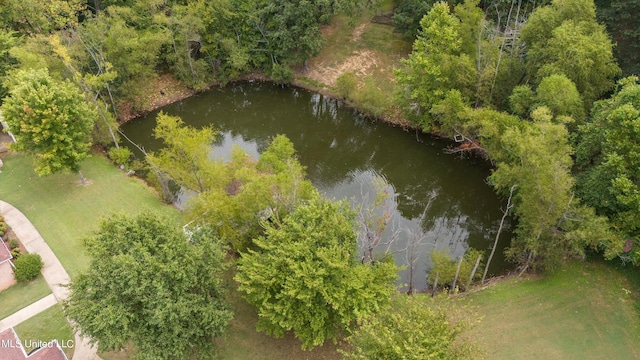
482,184,516,284
404,190,438,294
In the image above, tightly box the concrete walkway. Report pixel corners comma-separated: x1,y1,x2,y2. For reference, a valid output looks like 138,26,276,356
0,201,99,360
0,294,57,331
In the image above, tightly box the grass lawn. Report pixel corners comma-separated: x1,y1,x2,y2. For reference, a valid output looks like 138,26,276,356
14,304,74,359
462,260,640,359
0,276,51,319
0,152,182,278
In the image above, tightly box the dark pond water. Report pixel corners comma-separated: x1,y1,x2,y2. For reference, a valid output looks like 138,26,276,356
121,80,512,291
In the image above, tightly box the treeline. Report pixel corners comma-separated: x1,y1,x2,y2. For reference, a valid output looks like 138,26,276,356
1,0,638,272
390,0,640,271
0,0,366,114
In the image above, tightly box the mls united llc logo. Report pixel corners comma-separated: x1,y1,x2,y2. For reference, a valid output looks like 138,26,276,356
1,339,74,349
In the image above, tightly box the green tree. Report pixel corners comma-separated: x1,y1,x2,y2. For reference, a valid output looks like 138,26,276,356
535,74,585,122
574,77,640,248
1,68,96,183
186,134,317,252
235,197,397,349
342,295,477,360
392,0,435,38
427,249,483,291
77,9,165,108
0,30,21,102
595,0,640,77
0,0,85,35
395,1,475,131
509,74,584,122
520,0,620,108
155,2,211,90
148,112,224,193
64,213,232,360
508,85,535,117
490,108,579,269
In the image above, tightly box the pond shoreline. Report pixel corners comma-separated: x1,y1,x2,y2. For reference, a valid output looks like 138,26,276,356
117,72,418,133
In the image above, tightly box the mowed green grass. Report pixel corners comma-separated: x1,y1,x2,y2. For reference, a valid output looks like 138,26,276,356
0,152,182,278
14,304,74,359
463,261,640,359
0,276,50,319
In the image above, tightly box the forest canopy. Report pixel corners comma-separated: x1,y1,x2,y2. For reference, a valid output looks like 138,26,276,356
0,0,638,273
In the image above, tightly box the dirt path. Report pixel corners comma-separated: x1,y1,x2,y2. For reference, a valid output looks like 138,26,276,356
304,49,380,87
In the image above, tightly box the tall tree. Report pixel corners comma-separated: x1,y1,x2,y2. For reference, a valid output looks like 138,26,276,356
490,108,576,270
155,2,211,90
509,74,585,122
148,112,224,194
574,77,640,254
186,135,317,252
235,197,398,349
65,213,232,360
1,68,96,183
395,1,475,131
595,0,640,77
520,0,620,109
0,0,85,35
392,0,435,38
0,30,21,102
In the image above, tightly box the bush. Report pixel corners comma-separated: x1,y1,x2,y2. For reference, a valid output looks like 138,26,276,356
342,295,477,360
353,76,390,117
107,147,132,167
0,216,7,237
13,253,43,282
336,72,358,99
9,239,19,250
427,249,484,291
269,63,294,84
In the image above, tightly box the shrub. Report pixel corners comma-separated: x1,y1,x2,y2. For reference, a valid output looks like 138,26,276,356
342,295,477,360
427,249,484,291
11,248,21,259
269,63,294,84
107,147,132,167
13,253,43,282
353,76,390,117
9,239,19,250
336,72,358,99
0,216,7,237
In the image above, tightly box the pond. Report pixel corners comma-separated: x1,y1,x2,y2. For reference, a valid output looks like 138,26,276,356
121,80,512,291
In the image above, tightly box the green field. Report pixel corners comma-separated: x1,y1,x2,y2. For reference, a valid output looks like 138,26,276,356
463,260,640,359
0,276,50,319
0,153,182,278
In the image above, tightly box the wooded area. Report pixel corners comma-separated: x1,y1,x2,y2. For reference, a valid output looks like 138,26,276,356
1,0,640,357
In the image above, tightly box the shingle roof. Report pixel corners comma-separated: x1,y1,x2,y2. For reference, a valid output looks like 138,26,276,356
0,328,68,360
